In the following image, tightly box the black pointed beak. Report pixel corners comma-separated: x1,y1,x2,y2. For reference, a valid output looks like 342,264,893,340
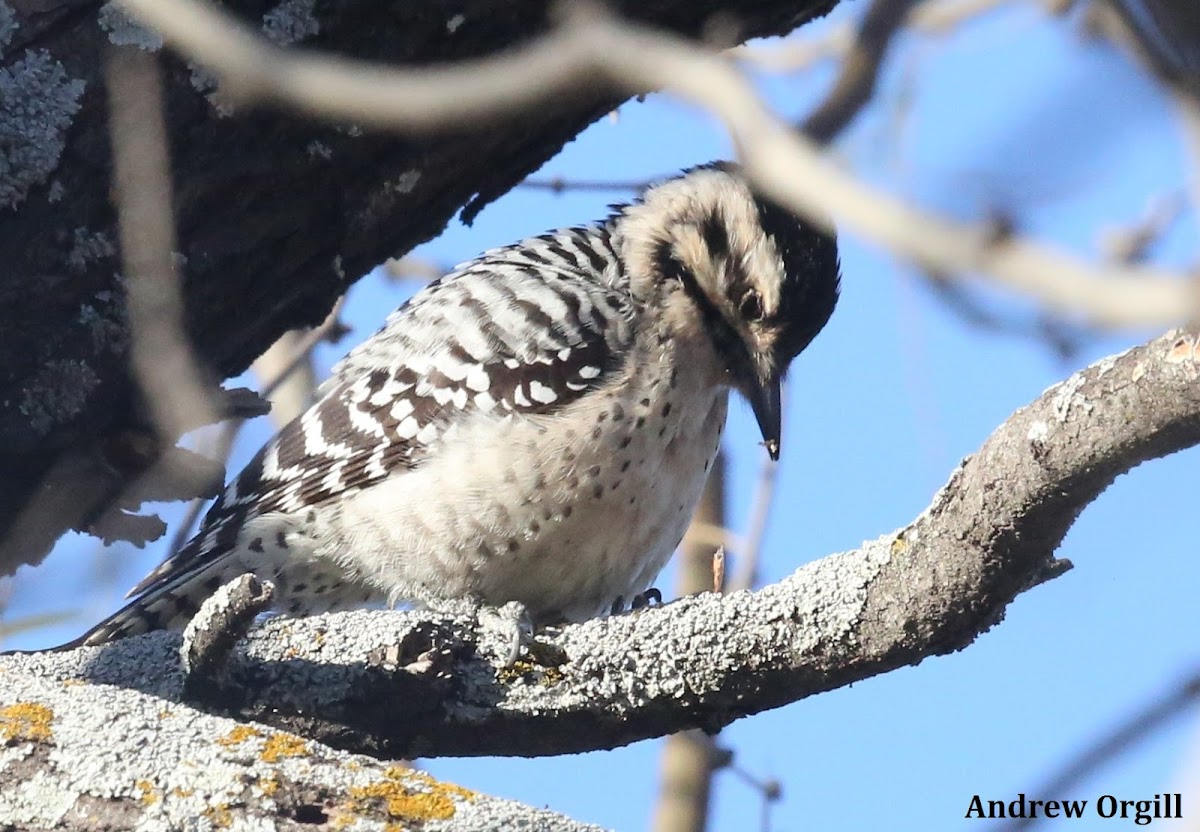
747,371,782,461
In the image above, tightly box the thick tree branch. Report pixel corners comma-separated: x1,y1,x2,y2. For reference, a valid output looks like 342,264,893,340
5,329,1197,765
0,668,602,831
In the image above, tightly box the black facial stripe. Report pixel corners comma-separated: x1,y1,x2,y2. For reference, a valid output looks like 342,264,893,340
655,241,751,378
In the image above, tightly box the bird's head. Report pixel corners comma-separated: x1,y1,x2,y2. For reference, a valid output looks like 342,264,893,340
618,162,841,460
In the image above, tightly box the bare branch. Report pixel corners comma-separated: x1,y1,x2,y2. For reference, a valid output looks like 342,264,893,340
105,45,217,443
520,176,651,193
0,665,602,831
116,0,627,131
728,455,779,593
924,275,1089,360
1003,671,1200,832
118,0,1196,329
721,754,782,832
1094,0,1200,101
9,329,1199,760
734,0,1013,72
383,257,449,284
254,296,349,417
800,0,921,142
1099,193,1185,264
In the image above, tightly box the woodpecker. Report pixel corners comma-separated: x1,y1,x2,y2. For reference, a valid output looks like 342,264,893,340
68,162,840,648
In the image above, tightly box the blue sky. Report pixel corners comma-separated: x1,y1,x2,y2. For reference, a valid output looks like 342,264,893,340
5,1,1198,829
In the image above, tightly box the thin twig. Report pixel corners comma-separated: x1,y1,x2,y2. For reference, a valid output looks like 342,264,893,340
680,521,740,553
106,45,216,442
259,296,348,402
715,747,782,832
729,455,780,593
925,275,1087,360
1099,192,1185,263
117,0,625,130
687,411,800,594
520,176,650,193
1002,672,1200,832
734,0,1013,72
1095,0,1200,101
800,0,922,142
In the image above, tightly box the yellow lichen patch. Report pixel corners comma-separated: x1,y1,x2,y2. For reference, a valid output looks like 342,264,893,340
346,766,475,825
498,659,565,686
538,666,565,687
1167,335,1197,364
260,732,309,763
403,769,476,803
890,533,909,556
203,803,233,828
135,779,159,806
257,775,279,797
170,787,195,798
216,725,262,748
0,702,54,743
61,678,84,687
498,661,536,683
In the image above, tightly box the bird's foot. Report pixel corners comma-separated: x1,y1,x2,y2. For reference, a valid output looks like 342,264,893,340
631,587,663,610
610,587,664,615
476,600,534,668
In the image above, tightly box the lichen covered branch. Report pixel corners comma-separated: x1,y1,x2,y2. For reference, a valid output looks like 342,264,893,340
5,330,1197,764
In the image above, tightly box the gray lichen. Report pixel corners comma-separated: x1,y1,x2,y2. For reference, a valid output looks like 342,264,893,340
0,2,17,57
306,140,333,160
77,296,128,355
97,3,162,50
262,0,319,45
66,228,116,273
0,50,86,210
18,359,101,436
187,63,237,117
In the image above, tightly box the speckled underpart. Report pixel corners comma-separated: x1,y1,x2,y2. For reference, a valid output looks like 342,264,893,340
69,163,840,647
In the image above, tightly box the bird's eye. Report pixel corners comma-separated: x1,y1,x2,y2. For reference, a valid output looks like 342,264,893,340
738,290,765,322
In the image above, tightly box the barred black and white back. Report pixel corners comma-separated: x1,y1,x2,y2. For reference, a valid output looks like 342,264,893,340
66,163,840,648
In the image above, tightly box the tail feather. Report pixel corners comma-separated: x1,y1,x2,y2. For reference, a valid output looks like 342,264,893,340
53,564,233,650
125,514,242,599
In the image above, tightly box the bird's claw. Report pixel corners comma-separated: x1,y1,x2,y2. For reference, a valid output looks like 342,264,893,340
631,587,663,610
477,601,534,667
611,587,664,615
